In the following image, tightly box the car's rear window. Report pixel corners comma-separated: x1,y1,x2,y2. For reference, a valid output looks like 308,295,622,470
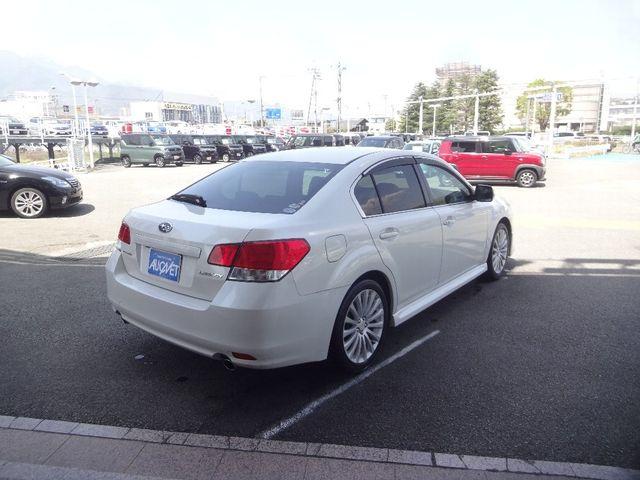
176,161,343,214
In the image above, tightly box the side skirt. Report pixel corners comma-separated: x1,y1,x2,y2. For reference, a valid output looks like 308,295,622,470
392,264,487,326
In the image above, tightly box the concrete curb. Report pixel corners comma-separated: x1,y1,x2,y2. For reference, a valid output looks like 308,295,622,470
1,417,638,480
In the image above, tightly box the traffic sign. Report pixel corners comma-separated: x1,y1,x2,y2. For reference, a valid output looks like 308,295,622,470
535,92,563,103
265,108,282,120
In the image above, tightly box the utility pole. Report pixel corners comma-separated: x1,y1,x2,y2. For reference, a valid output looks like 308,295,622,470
473,91,480,135
418,96,424,134
430,104,441,137
548,83,558,150
631,78,639,145
336,63,346,132
306,68,321,128
259,76,265,128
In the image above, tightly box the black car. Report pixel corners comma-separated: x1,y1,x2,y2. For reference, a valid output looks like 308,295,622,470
0,154,83,218
204,135,245,162
233,135,267,156
257,135,285,152
169,134,218,164
0,116,28,136
356,135,405,149
285,134,336,149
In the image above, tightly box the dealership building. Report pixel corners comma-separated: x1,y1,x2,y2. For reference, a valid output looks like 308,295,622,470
129,93,222,124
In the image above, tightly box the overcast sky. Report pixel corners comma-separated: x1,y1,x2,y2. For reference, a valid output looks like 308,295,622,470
5,0,640,116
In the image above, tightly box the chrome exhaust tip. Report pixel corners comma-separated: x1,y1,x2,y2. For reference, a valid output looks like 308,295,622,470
212,353,236,371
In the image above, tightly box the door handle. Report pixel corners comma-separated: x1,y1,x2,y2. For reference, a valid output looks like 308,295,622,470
442,216,456,226
379,228,399,240
481,155,488,159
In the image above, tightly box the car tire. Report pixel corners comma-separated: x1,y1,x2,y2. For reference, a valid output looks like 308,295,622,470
222,153,230,162
121,156,132,168
246,152,254,157
516,169,537,188
175,161,183,167
142,163,149,167
329,279,388,373
193,154,203,165
154,155,166,168
485,222,510,280
11,187,48,219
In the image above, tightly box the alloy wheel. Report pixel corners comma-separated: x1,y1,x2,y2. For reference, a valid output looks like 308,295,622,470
14,190,45,218
491,225,509,274
343,289,385,364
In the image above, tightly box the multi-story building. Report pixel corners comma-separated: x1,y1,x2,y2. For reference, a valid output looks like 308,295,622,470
0,90,57,120
606,96,639,129
435,62,482,84
129,93,221,124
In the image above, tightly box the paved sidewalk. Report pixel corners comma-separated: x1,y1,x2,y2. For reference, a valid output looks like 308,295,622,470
0,418,639,480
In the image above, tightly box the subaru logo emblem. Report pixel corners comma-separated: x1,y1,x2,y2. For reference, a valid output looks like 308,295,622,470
158,222,173,233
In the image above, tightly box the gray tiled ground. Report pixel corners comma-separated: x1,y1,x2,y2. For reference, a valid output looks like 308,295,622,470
0,429,68,464
256,439,307,455
212,450,307,480
315,443,388,462
0,461,179,479
304,457,395,480
435,453,467,469
8,417,42,431
45,436,143,473
34,419,79,434
462,455,508,471
71,423,130,439
184,434,228,449
0,417,15,429
388,448,433,466
126,443,224,480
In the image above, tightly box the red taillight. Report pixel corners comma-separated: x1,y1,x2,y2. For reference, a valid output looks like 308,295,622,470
208,243,240,266
118,222,131,245
207,239,310,282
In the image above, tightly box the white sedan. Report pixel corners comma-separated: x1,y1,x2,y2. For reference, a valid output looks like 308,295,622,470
105,148,512,371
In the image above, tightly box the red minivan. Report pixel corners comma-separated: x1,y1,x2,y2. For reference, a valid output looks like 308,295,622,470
438,136,546,187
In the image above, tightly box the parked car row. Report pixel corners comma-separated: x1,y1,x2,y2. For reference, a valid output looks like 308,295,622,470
119,133,284,168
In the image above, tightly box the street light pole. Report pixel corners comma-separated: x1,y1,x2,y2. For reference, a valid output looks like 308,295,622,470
473,92,480,135
60,73,81,137
429,104,440,137
82,83,95,169
259,76,265,128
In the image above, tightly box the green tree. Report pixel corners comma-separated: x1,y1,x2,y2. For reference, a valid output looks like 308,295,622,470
398,82,428,133
516,79,573,131
437,79,457,134
475,69,503,133
455,73,476,132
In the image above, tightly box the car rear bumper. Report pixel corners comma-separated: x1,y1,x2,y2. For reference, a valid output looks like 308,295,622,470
105,250,344,369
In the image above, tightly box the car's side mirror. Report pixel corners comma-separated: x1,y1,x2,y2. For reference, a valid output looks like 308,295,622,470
474,184,494,202
504,149,512,155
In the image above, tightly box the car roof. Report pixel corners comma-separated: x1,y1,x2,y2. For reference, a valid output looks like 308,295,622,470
244,146,392,165
363,135,396,139
443,135,513,142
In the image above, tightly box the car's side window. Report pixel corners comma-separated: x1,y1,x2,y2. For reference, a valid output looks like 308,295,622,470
419,164,472,206
354,175,382,216
483,140,512,154
452,141,477,153
370,164,426,214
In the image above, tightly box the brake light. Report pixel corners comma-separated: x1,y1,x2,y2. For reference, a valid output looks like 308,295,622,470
208,239,310,282
208,243,240,267
118,222,131,245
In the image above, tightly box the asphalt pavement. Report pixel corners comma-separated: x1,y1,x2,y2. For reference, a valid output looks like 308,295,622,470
0,154,639,470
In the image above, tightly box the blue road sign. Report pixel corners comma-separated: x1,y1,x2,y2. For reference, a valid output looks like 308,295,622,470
265,108,282,120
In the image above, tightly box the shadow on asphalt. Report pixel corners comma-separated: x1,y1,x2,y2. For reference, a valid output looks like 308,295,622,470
0,202,95,219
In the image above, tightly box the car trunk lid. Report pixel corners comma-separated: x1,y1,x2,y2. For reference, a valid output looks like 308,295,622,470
119,199,272,301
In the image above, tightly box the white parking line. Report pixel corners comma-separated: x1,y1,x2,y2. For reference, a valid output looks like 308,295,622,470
259,329,441,440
